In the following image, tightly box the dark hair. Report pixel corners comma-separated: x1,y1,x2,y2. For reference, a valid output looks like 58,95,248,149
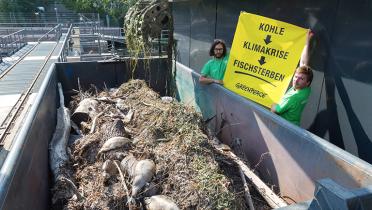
209,39,227,57
296,65,313,85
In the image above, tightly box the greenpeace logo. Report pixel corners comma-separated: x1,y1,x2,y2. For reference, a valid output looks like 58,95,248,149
235,83,267,98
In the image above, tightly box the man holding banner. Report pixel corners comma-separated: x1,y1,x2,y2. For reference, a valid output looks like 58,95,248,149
271,31,314,125
199,39,229,85
271,65,313,125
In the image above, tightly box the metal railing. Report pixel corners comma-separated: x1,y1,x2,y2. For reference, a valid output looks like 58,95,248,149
0,29,19,36
38,24,62,42
43,22,170,61
0,12,101,25
0,20,169,63
152,30,169,54
0,24,63,42
58,24,73,62
67,25,116,60
0,23,60,28
98,27,124,37
0,29,27,56
0,24,62,75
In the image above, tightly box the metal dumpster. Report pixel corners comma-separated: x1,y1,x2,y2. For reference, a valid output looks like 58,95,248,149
0,58,168,210
0,58,371,209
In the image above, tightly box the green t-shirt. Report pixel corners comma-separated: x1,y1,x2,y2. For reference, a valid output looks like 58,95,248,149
201,55,229,80
275,87,311,125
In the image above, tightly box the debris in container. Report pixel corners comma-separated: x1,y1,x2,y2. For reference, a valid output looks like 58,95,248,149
50,79,272,210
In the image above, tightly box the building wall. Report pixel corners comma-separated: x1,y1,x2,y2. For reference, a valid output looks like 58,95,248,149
173,0,372,163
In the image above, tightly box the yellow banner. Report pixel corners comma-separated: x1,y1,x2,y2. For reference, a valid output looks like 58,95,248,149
224,12,308,108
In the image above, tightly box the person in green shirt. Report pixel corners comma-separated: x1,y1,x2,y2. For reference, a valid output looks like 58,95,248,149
199,39,229,85
271,65,313,125
271,30,314,126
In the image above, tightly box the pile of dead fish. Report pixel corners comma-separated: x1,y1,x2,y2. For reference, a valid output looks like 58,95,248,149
50,79,246,210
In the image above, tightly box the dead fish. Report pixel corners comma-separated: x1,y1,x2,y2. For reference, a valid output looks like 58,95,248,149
144,195,180,210
132,159,155,196
98,136,131,154
121,154,156,197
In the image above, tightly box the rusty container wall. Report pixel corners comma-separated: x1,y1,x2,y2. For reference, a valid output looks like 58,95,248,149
175,61,372,203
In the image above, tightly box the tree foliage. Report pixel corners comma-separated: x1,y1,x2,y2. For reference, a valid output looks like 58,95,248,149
0,0,51,13
62,0,137,19
0,0,137,26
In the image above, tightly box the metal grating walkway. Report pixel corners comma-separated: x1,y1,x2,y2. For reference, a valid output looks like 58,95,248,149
0,37,65,95
0,34,65,148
